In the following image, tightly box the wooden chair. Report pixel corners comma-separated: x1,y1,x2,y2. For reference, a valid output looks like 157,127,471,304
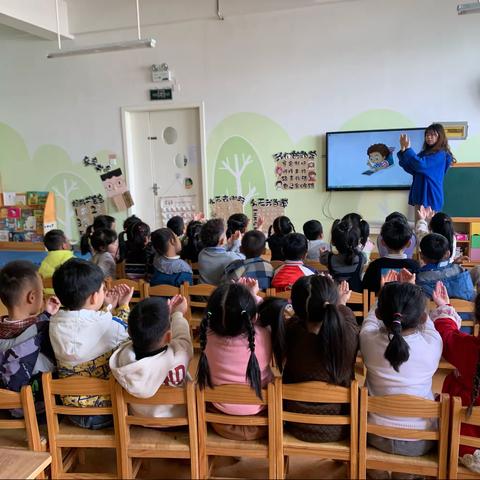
304,260,328,272
106,278,146,304
275,378,359,479
196,383,276,479
358,388,450,479
270,260,283,270
347,290,369,319
42,372,119,479
42,277,53,290
112,378,199,479
266,288,291,300
449,396,480,479
115,260,126,279
0,386,45,452
184,283,216,349
0,300,8,316
144,283,183,298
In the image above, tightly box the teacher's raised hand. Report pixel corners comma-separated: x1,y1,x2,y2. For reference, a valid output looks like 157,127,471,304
399,133,411,151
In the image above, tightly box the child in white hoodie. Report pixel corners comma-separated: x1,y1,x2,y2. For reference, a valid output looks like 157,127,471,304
109,294,193,418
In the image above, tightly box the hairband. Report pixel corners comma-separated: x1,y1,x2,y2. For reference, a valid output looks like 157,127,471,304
392,320,402,325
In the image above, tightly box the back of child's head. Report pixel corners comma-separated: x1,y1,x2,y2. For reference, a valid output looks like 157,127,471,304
181,220,203,262
90,228,118,254
80,214,116,255
377,282,426,372
167,216,185,237
128,297,170,359
123,215,142,236
385,211,408,224
420,233,449,263
283,233,308,261
151,228,176,256
429,212,454,258
331,220,360,265
44,229,68,251
268,216,294,237
226,213,249,239
290,274,353,385
303,220,323,241
381,219,413,251
241,230,266,258
128,221,151,249
196,283,261,397
53,258,104,310
0,260,40,309
200,218,224,248
342,213,369,247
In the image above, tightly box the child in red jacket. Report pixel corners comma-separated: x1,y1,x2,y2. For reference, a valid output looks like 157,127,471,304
431,281,480,473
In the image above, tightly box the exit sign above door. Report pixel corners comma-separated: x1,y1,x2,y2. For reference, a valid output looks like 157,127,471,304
150,88,173,101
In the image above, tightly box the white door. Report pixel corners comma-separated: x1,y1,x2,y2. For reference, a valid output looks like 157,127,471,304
126,106,205,230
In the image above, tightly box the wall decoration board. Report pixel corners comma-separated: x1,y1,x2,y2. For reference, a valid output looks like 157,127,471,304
72,194,107,236
159,195,197,228
273,150,317,190
251,198,288,232
209,196,245,223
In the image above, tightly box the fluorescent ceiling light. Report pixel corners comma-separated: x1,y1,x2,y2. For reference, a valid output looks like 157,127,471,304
47,38,156,58
458,1,480,14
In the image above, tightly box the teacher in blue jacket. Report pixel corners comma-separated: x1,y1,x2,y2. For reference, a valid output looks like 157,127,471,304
398,123,454,211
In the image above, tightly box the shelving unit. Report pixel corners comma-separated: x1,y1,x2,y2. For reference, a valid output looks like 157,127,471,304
452,217,480,263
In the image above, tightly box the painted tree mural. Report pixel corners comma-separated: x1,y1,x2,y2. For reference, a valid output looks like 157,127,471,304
214,136,266,211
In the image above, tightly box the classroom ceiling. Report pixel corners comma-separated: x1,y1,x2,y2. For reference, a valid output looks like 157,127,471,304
0,0,360,40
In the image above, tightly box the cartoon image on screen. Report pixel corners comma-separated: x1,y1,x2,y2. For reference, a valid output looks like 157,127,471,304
362,143,395,176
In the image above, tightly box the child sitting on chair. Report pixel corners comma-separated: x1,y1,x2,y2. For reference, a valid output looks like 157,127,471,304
110,294,193,418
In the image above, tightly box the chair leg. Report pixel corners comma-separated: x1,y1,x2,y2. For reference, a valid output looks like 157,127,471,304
51,447,64,479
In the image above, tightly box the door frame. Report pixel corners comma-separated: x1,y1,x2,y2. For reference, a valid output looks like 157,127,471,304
121,102,208,220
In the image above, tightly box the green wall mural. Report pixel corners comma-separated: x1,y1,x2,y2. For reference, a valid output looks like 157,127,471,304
0,123,125,241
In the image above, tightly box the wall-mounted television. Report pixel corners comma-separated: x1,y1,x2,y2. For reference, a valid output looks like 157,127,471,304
326,128,426,191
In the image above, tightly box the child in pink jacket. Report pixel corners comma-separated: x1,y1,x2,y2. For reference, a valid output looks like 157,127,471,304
196,280,275,440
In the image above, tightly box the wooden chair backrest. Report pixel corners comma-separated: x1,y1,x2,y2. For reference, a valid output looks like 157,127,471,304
0,386,42,451
276,379,359,479
112,378,199,478
429,299,477,335
145,283,183,298
266,288,291,300
348,290,369,318
42,277,53,289
115,260,126,280
270,260,283,270
304,260,328,272
0,300,8,316
359,387,449,478
196,382,276,477
449,396,480,478
183,283,216,322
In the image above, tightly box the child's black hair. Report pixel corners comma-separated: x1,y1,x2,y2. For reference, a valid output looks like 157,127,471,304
268,216,295,238
291,275,353,385
196,283,261,398
127,222,151,250
128,297,170,360
43,229,68,251
90,228,118,254
181,220,203,263
331,220,360,265
241,230,266,258
226,213,249,239
381,219,413,252
420,233,449,263
283,233,308,261
53,258,104,310
468,293,480,416
80,214,115,255
429,212,454,259
303,220,323,241
377,282,426,372
385,211,408,224
200,219,224,248
0,260,39,309
151,228,176,256
118,215,143,261
342,213,369,247
166,216,185,237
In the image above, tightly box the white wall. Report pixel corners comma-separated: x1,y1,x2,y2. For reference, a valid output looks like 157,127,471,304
0,0,478,188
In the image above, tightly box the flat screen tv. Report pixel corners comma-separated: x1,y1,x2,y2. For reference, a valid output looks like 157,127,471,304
326,128,426,191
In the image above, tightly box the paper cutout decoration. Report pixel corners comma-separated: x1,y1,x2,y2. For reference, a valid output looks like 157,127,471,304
159,195,197,228
273,150,317,190
83,155,111,173
100,168,134,211
72,194,107,236
251,198,288,232
209,196,245,223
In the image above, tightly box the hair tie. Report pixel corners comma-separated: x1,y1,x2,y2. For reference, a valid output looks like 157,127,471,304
392,320,402,325
323,301,330,307
393,312,403,319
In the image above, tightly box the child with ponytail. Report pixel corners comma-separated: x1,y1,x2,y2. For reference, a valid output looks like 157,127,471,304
360,270,442,456
320,219,365,292
80,215,116,256
196,281,276,440
267,216,295,261
280,275,359,442
431,282,480,473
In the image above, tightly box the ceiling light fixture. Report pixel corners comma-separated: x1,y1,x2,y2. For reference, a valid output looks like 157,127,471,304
47,0,156,59
457,0,480,15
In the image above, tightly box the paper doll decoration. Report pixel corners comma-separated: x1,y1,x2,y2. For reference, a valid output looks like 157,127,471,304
100,168,134,211
273,150,317,190
72,194,107,235
362,144,395,176
83,156,111,173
